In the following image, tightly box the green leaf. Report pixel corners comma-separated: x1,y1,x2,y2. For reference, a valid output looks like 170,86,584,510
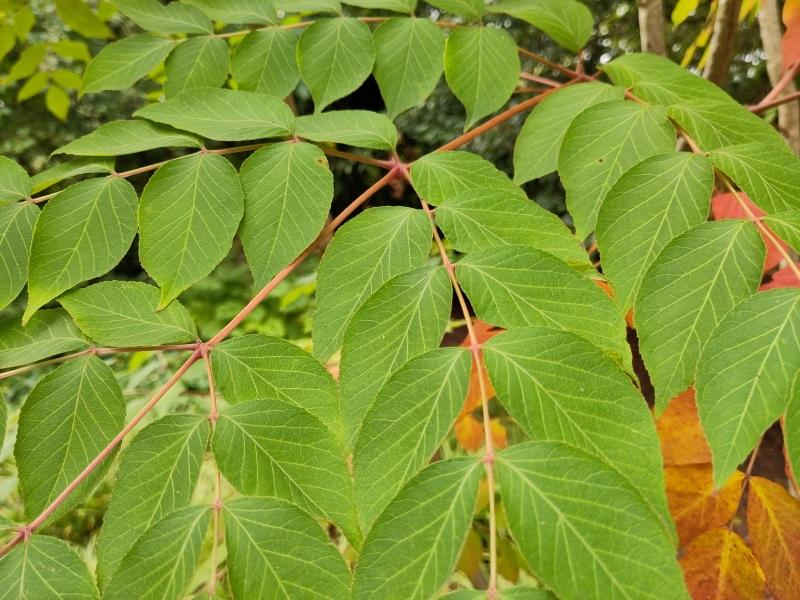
296,110,398,150
54,119,201,157
0,309,87,369
51,69,83,90
559,100,676,238
231,29,299,98
213,400,360,546
410,150,520,206
636,221,764,415
435,188,591,271
353,458,481,600
95,414,210,588
763,210,800,253
211,334,342,436
484,326,671,530
102,506,211,600
457,246,632,370
30,157,115,193
60,281,197,347
240,142,333,289
343,0,416,11
596,153,714,313
16,356,125,520
25,177,139,322
51,41,91,63
17,71,49,102
426,0,485,18
0,391,5,456
353,347,470,533
273,0,342,13
445,588,556,600
45,86,70,122
181,0,277,24
513,82,623,184
164,36,229,98
0,202,38,309
135,88,294,142
0,155,31,204
0,535,99,599
786,374,800,485
298,17,375,113
496,442,688,600
373,17,444,118
312,206,432,360
55,0,112,38
114,0,212,34
709,144,800,214
444,26,520,129
81,35,176,94
138,153,244,307
223,497,352,599
489,0,594,52
696,289,800,487
340,265,452,446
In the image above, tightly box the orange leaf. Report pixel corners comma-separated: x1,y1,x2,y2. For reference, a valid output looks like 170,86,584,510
747,476,800,600
666,464,745,547
783,0,800,70
455,415,485,452
760,262,800,291
657,388,713,466
679,528,765,600
594,278,634,328
458,320,499,416
489,418,508,450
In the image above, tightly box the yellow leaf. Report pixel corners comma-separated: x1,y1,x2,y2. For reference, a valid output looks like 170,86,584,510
45,85,70,121
657,388,712,466
672,0,700,26
456,528,484,585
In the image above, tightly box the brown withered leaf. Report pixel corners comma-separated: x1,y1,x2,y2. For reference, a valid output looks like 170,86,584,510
657,388,712,466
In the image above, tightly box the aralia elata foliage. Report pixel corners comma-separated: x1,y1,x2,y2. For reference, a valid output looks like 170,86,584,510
0,0,799,599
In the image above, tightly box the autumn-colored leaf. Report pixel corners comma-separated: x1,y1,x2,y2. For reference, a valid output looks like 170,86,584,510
456,527,484,585
747,476,800,600
489,419,508,450
760,262,800,291
783,0,800,71
455,415,485,452
595,278,635,328
666,464,744,547
679,527,765,600
657,388,712,466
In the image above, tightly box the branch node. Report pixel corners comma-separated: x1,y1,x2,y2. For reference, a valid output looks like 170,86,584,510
213,497,223,512
483,452,495,467
18,526,32,542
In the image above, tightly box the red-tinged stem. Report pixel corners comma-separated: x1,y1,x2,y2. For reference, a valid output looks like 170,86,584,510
517,47,593,81
320,148,397,169
749,88,800,113
519,72,561,88
751,61,800,111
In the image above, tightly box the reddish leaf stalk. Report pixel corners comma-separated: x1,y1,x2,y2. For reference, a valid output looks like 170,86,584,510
750,61,800,112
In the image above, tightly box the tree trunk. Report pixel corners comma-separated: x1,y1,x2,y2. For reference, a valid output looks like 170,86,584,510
703,0,743,85
758,0,800,153
638,0,666,55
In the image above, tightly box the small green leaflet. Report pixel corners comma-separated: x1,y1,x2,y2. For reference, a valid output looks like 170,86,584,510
0,308,87,369
489,0,593,52
135,88,294,142
138,153,244,307
596,153,714,313
54,119,200,157
457,246,632,371
298,17,375,113
435,188,591,271
95,415,210,588
444,26,520,129
496,442,689,600
164,36,229,98
210,334,342,436
559,100,676,238
102,506,211,600
0,155,31,203
353,347,470,533
30,158,115,193
484,327,671,531
514,82,623,184
113,0,212,34
696,289,800,487
54,0,111,39
373,17,444,118
212,399,361,547
81,35,176,95
239,142,333,290
636,221,764,415
786,375,800,484
274,0,342,13
15,356,125,520
410,150,520,206
296,110,398,150
59,281,197,347
223,497,352,600
343,0,416,11
426,0,485,18
0,535,99,600
182,0,277,24
25,177,138,323
763,210,800,253
312,206,432,360
231,29,299,98
353,458,482,600
0,202,38,309
339,265,452,447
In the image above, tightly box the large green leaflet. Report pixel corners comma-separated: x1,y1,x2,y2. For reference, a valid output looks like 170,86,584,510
0,155,31,203
559,100,676,238
696,289,800,486
496,442,688,600
138,153,244,307
596,153,714,313
113,0,212,34
239,142,333,290
81,35,176,94
15,356,125,520
489,0,593,52
763,210,800,253
296,110,398,150
344,0,416,11
53,119,200,157
0,308,86,369
636,221,764,414
30,158,115,193
353,458,481,600
353,347,471,533
312,206,432,360
182,0,277,24
163,35,229,98
231,29,300,98
95,415,210,588
25,176,138,323
0,202,38,309
426,0,485,19
223,497,352,600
